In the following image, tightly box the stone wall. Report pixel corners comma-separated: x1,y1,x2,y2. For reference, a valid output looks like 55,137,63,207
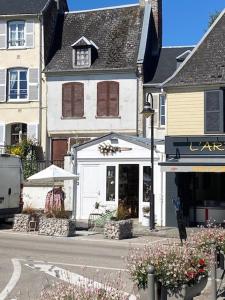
13,214,30,232
104,219,133,240
39,216,75,237
13,214,75,237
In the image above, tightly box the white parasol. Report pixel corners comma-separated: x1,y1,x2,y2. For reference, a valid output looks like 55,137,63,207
27,164,78,184
27,164,79,213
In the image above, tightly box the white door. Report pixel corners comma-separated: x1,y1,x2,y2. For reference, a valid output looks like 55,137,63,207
80,165,101,219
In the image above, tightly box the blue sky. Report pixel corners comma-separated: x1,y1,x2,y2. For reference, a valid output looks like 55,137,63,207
67,0,225,46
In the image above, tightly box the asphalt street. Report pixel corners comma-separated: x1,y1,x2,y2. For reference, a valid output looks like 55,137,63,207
0,224,165,300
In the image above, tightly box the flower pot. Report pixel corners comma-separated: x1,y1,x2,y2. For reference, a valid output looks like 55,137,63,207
142,215,150,227
138,277,208,300
159,276,208,300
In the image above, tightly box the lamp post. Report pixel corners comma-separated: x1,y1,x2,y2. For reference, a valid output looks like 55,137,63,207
141,93,155,230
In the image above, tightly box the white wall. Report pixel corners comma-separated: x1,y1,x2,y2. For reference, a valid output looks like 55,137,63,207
64,138,166,225
47,73,138,135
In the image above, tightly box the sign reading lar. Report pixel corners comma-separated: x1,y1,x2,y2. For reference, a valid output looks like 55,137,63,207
190,142,225,152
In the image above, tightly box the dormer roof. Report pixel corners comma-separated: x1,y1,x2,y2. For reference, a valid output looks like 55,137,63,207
71,36,99,50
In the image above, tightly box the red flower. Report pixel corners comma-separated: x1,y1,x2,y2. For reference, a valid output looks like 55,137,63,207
187,271,197,279
198,259,205,266
198,269,205,274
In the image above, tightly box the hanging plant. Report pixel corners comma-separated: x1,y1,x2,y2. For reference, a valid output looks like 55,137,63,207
98,143,120,155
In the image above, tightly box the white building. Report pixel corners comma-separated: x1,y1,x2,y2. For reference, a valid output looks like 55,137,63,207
64,133,165,225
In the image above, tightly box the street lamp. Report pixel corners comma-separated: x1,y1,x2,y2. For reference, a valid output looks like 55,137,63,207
141,93,155,230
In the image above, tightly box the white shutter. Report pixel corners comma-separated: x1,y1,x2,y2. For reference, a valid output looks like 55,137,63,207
0,123,5,148
28,68,39,100
25,20,34,48
0,21,7,49
27,123,38,142
0,69,6,102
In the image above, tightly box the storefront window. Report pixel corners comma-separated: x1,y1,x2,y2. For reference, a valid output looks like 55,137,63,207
143,166,151,202
106,166,115,201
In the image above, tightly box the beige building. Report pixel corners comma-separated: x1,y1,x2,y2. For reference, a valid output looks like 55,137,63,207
0,0,68,157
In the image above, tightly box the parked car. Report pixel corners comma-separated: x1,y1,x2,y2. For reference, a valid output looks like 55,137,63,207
0,154,23,221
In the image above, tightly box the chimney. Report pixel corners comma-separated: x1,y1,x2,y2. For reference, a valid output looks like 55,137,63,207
140,0,162,48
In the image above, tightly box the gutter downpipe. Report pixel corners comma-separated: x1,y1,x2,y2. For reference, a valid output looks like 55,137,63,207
38,14,43,147
72,146,78,222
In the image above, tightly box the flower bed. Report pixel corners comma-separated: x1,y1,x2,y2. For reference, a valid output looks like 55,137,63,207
38,216,75,237
104,219,133,240
127,243,209,296
40,279,130,300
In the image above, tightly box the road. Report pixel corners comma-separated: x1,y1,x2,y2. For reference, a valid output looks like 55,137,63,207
0,225,166,300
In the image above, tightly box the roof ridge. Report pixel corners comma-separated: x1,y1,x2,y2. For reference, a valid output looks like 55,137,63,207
66,4,139,14
162,45,195,49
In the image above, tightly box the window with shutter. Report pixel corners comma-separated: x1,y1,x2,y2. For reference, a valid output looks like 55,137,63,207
62,82,84,118
97,81,119,117
8,21,25,48
205,90,224,133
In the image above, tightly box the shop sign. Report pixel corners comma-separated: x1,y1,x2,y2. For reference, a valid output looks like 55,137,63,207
166,136,225,156
190,141,225,152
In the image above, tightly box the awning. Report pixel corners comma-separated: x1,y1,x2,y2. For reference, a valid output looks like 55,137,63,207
159,157,225,172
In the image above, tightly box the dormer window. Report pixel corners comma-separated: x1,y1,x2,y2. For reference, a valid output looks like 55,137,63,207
75,48,90,67
72,36,98,68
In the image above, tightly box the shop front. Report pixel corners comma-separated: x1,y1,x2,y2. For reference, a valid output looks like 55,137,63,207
161,136,225,227
64,133,165,225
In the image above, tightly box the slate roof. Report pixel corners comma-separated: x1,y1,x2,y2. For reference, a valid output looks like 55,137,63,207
165,10,225,87
0,0,50,15
45,5,144,72
146,46,194,85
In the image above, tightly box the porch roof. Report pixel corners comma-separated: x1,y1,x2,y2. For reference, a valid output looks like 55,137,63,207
72,132,164,151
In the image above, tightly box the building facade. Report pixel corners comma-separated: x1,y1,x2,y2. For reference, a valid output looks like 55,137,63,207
0,0,68,157
162,10,225,226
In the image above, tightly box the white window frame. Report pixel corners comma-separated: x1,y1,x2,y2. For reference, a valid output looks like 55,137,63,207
159,94,166,127
73,47,91,68
8,68,28,101
8,20,25,48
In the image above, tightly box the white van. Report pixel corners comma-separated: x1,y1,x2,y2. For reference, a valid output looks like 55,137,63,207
0,154,23,220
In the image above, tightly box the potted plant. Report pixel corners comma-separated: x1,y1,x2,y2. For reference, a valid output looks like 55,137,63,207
142,206,150,226
104,202,133,240
127,243,209,299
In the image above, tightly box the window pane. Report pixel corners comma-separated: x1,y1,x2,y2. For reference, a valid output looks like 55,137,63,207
106,166,116,201
160,94,166,126
8,69,27,100
20,71,27,81
19,70,27,98
143,166,151,202
8,22,25,47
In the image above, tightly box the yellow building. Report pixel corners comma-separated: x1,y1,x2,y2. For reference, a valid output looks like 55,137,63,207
0,0,68,158
161,10,225,226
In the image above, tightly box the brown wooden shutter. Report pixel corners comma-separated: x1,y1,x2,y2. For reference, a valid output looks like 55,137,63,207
62,83,72,117
108,81,119,116
97,81,108,116
71,83,84,117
